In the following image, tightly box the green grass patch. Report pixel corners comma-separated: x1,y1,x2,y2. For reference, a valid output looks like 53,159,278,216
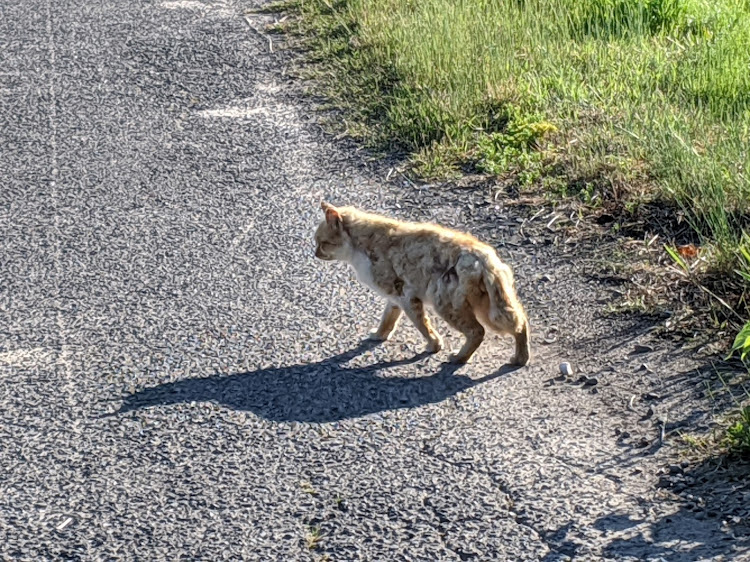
276,0,750,291
725,320,750,457
725,404,750,455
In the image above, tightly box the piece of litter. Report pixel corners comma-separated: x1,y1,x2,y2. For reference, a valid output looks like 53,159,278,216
544,327,559,344
56,517,73,532
546,213,561,230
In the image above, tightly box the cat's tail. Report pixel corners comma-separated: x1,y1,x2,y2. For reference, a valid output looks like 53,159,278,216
480,252,531,366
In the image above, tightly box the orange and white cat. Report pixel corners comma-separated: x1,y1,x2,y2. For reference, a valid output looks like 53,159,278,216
314,202,531,365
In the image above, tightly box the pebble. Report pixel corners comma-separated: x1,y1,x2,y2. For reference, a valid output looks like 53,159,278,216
559,362,574,377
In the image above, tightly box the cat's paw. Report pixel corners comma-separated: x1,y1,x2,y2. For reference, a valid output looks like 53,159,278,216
510,354,530,366
425,337,443,353
448,351,471,364
367,330,390,342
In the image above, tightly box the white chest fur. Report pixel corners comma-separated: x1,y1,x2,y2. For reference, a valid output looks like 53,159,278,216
350,251,382,295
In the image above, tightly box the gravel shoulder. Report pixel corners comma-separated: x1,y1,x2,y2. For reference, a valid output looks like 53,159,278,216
1,0,748,560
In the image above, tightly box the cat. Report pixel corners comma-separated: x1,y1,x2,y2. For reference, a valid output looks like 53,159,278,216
314,201,531,365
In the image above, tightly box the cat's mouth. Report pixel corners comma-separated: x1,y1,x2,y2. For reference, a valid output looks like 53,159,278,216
315,246,332,260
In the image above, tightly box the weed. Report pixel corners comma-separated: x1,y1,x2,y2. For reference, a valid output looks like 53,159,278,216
301,481,317,495
306,525,323,550
712,365,750,456
474,116,556,183
728,321,750,362
680,432,711,453
724,404,750,455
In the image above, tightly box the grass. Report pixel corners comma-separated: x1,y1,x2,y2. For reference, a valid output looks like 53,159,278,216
680,432,711,453
729,320,750,362
305,525,323,550
717,375,750,457
680,360,750,458
725,403,750,455
272,0,750,304
726,324,750,455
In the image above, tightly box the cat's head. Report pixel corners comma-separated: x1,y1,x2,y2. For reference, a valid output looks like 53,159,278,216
315,201,352,261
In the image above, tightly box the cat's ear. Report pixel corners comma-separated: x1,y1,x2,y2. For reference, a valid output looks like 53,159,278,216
325,207,343,231
321,201,343,230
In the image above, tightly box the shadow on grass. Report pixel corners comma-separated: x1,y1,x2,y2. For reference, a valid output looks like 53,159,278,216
114,340,520,423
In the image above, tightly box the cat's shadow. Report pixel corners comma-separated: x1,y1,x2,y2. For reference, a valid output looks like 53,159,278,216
114,341,520,423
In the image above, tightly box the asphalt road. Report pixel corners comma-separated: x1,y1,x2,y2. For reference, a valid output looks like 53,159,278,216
1,0,747,560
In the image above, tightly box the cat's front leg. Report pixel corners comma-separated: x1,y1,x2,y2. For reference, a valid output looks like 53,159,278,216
368,303,403,341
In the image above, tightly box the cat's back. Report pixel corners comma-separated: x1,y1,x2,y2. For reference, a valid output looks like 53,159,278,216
361,211,491,271
395,218,491,260
347,208,480,245
344,208,497,270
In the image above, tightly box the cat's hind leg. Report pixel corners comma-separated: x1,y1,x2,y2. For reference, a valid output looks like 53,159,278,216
476,298,531,366
511,318,531,366
434,302,485,364
368,303,403,341
402,297,443,353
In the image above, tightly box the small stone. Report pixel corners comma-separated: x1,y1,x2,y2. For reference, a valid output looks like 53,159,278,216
669,464,683,475
583,376,598,387
559,362,574,377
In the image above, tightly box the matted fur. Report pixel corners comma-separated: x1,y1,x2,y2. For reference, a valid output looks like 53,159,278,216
314,202,530,365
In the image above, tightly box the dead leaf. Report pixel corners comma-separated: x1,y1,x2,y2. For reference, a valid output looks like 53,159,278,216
677,244,698,258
